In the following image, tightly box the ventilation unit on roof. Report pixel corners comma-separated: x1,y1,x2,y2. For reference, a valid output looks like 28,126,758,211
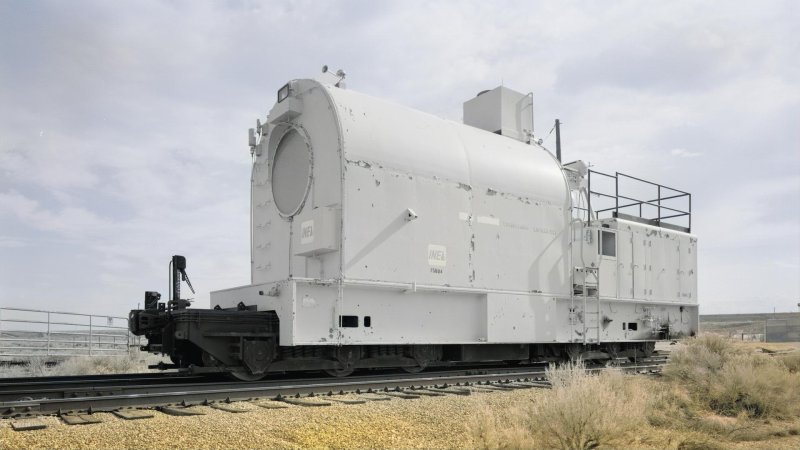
463,86,532,143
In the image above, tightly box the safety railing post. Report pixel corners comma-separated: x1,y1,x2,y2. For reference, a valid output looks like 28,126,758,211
89,317,93,356
615,172,619,218
587,170,592,222
657,185,662,225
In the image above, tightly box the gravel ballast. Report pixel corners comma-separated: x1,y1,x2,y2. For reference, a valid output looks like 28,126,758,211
0,389,543,449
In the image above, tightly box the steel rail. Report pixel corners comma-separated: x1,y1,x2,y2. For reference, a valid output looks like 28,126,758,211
0,357,667,418
0,364,552,402
0,352,669,401
0,373,217,402
0,360,547,394
0,371,203,390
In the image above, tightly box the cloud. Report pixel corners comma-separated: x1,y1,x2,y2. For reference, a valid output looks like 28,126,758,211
0,0,798,316
0,237,27,248
670,148,703,158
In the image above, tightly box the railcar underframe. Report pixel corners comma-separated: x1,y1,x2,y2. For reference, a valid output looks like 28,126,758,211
130,305,659,380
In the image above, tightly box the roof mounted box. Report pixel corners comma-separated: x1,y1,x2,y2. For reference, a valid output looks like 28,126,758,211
463,86,532,143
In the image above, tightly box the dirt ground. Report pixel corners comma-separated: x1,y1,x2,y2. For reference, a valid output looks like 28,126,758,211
2,389,503,450
2,385,800,450
740,341,800,352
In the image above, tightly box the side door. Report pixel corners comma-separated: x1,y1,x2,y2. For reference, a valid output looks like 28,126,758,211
598,228,618,298
633,229,647,299
616,228,634,299
679,236,697,301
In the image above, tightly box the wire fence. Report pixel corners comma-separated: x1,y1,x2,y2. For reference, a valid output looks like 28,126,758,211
0,307,141,358
766,317,800,343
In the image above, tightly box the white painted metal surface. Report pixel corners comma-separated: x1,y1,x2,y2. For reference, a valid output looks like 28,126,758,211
463,86,533,142
212,77,699,346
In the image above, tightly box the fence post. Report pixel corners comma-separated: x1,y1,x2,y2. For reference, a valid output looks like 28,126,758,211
89,317,93,356
47,311,51,356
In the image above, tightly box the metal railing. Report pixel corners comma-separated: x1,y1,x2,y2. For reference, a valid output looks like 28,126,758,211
588,170,691,232
0,307,140,358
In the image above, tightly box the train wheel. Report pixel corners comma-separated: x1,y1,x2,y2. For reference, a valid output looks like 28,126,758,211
566,344,583,362
403,345,437,373
324,346,360,377
204,351,266,381
324,367,355,377
402,365,425,374
229,370,267,382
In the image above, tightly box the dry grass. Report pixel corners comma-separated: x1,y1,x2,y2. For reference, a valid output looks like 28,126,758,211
1,351,154,378
663,335,800,419
470,337,800,449
777,351,800,373
467,408,536,450
532,362,648,449
53,352,150,375
470,361,649,450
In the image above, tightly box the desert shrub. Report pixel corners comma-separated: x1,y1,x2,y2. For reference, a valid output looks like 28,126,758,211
646,383,698,429
706,353,800,418
725,420,800,442
664,336,800,419
0,356,50,377
675,433,727,450
662,335,741,383
530,362,649,450
52,351,148,376
468,408,535,450
24,356,49,377
777,351,800,373
469,361,650,450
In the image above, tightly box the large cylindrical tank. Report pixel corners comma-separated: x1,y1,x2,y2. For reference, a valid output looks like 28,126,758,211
251,79,571,296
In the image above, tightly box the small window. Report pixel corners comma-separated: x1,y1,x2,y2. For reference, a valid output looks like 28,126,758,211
364,316,372,327
628,322,638,331
600,230,616,257
623,323,627,330
339,315,358,328
277,83,291,103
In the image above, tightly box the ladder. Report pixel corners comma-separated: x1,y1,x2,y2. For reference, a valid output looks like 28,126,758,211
580,266,601,344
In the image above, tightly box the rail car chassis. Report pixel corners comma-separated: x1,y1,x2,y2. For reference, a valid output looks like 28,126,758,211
130,258,657,381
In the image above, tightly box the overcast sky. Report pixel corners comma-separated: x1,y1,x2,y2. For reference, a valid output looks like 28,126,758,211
1,0,798,317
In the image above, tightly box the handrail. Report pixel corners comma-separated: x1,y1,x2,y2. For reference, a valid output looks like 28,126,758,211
598,196,688,215
617,172,691,195
0,307,139,358
0,307,129,318
587,170,691,232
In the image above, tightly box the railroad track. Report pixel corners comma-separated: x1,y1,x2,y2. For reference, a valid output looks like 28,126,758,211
0,372,215,401
0,352,668,427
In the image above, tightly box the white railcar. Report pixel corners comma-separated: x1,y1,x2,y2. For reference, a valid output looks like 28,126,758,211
131,72,698,380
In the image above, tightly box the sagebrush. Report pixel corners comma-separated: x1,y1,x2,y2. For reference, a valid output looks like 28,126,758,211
1,351,151,378
663,335,800,419
470,337,800,449
470,361,649,450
